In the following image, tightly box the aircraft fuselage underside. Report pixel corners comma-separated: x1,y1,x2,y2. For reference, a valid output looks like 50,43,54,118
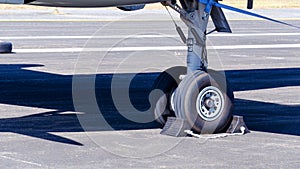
2,0,163,7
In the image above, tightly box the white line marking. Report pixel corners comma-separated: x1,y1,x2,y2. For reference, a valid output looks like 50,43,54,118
266,56,285,60
13,46,185,53
12,44,300,53
211,44,300,50
209,33,300,37
0,155,42,167
2,33,300,40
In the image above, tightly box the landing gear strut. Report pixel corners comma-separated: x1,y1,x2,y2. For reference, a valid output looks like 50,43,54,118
152,0,234,133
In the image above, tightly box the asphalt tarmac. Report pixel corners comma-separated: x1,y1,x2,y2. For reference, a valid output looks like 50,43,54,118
0,8,299,168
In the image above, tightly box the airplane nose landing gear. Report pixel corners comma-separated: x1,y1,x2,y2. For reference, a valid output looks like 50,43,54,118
153,1,235,134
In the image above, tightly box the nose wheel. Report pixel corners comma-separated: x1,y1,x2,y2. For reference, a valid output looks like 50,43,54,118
173,70,234,133
152,69,234,134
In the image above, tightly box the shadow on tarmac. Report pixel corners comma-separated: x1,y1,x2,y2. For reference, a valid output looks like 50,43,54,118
0,64,299,146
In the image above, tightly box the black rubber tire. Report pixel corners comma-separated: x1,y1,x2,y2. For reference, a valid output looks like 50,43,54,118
151,66,186,125
173,69,234,133
0,41,12,53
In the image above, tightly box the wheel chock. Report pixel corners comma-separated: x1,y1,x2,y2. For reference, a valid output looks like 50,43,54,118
0,41,13,53
160,115,250,137
160,117,191,137
226,115,250,134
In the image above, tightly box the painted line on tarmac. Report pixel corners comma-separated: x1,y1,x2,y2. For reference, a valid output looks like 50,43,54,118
12,44,300,53
2,33,300,40
0,155,42,167
211,44,300,49
209,33,300,37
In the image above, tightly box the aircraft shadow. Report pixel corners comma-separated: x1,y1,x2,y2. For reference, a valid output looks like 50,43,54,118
0,64,299,146
225,68,300,136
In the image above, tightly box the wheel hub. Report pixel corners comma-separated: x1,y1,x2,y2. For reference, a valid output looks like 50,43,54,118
204,98,214,108
196,86,225,121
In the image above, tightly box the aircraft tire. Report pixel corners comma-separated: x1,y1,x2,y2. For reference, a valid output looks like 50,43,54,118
0,41,12,53
173,70,234,133
151,66,186,126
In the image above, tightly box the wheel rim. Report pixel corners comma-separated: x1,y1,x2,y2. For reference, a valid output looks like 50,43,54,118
169,89,176,112
196,86,225,121
154,94,168,124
